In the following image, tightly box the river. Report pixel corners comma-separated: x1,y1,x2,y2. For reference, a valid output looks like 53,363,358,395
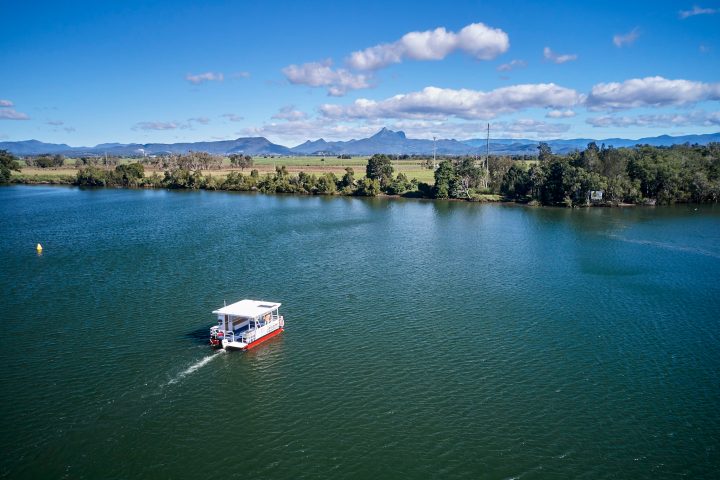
1,185,719,479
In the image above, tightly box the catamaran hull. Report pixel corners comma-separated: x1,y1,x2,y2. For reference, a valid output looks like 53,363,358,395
221,328,284,351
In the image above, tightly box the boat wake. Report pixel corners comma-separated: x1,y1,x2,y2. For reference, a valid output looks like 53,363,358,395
167,350,226,385
609,234,720,259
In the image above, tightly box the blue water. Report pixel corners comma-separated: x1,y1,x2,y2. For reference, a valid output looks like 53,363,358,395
1,185,719,479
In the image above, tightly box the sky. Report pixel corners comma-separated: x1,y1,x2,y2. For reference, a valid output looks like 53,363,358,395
1,0,719,146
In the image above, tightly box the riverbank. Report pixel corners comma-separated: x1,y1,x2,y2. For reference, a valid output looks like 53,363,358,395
9,171,508,203
8,141,720,207
6,168,641,207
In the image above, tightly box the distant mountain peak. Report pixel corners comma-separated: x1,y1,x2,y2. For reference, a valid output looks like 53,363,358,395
372,127,406,139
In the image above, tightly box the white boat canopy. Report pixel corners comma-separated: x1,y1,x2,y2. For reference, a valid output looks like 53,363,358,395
212,299,281,318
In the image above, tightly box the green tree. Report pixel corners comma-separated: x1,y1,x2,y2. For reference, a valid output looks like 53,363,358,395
163,168,204,189
355,177,381,196
316,173,338,195
455,158,485,197
115,162,145,186
576,142,600,171
537,142,553,162
500,164,530,199
341,167,356,189
365,154,394,188
386,172,414,195
0,150,21,183
230,154,254,171
433,160,458,199
76,166,108,186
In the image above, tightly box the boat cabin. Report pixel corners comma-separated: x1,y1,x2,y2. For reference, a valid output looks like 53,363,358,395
210,299,284,350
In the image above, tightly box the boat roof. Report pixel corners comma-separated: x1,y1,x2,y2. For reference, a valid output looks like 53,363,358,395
212,299,281,318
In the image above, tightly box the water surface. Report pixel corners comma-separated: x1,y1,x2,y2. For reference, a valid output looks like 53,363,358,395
1,186,719,479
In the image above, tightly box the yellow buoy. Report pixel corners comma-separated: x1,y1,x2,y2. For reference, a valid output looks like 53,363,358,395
36,243,43,253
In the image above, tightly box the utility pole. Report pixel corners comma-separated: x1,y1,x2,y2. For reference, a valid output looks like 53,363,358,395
485,124,490,186
433,136,437,170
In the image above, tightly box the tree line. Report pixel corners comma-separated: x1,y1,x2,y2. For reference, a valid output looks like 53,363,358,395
498,142,720,205
4,144,719,205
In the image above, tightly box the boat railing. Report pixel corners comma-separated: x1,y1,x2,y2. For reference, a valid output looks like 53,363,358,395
221,317,282,345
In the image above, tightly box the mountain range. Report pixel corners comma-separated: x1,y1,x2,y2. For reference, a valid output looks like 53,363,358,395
2,128,719,157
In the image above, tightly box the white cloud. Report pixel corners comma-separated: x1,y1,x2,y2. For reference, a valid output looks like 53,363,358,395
679,5,717,18
613,28,640,47
185,72,224,85
497,59,527,72
243,116,573,145
699,44,711,53
64,127,76,133
0,108,30,120
319,84,583,121
133,121,180,131
543,47,578,64
188,117,210,125
46,120,64,126
347,22,509,70
393,119,570,139
491,119,572,137
282,59,371,96
230,71,251,79
221,113,244,122
271,105,308,121
0,99,14,107
587,110,720,128
586,76,720,110
242,118,384,144
546,109,576,118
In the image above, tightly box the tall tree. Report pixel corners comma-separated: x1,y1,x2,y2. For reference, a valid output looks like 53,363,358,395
0,150,21,183
365,154,394,188
433,160,458,199
537,142,553,162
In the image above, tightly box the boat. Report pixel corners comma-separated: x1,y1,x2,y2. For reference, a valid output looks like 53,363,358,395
209,299,284,350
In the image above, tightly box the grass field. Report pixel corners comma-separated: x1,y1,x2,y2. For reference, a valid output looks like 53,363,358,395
21,156,438,184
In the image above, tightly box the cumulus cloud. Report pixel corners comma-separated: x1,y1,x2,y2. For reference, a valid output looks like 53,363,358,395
497,59,527,72
679,5,716,18
319,84,583,121
133,121,180,131
221,113,244,122
0,99,14,107
543,47,578,64
586,76,720,110
347,22,509,70
185,72,224,85
0,108,30,120
546,109,576,118
587,110,720,128
613,28,640,47
282,59,371,96
271,105,308,121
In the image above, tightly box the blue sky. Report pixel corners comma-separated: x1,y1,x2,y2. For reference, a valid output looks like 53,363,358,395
1,0,719,146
